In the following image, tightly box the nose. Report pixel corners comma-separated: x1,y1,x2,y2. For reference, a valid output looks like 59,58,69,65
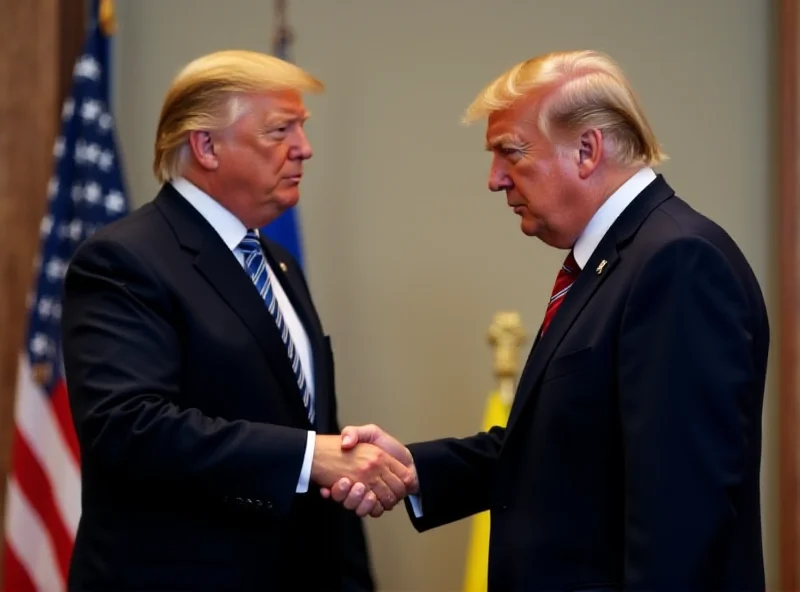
488,155,512,192
291,127,313,160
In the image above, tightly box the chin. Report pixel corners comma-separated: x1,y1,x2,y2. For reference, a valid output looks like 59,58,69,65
274,189,300,211
519,219,539,237
521,219,561,247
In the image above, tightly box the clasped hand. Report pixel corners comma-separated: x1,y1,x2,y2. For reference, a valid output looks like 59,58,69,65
310,424,416,517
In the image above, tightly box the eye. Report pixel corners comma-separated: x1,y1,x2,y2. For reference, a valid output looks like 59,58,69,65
499,147,523,161
265,121,293,137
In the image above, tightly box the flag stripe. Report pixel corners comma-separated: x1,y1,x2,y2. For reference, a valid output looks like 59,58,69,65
50,378,80,462
9,428,73,579
4,478,66,592
2,538,39,592
14,358,82,537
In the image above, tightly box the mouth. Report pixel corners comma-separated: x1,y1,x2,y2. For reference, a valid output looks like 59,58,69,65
284,175,303,184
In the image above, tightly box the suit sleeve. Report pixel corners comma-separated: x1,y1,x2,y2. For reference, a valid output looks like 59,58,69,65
402,427,504,531
618,237,761,588
61,237,308,516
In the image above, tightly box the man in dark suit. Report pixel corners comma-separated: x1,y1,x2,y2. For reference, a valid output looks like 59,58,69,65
61,50,413,591
326,50,769,591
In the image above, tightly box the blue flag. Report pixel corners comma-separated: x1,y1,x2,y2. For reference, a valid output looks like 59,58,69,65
260,24,305,267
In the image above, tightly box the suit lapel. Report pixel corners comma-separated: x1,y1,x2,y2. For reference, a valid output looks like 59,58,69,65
504,175,676,439
505,245,620,436
154,185,311,425
260,239,333,431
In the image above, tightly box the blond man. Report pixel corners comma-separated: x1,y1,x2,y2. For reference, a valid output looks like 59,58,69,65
331,50,769,591
61,50,411,591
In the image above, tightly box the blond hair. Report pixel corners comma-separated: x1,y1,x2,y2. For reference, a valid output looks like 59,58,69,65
464,50,666,167
153,49,324,182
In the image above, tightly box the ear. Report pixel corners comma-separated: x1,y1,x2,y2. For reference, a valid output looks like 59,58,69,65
577,128,603,179
187,130,220,172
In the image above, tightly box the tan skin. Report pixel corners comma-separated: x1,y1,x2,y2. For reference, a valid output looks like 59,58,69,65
324,91,644,514
484,91,636,248
184,89,312,229
182,89,414,517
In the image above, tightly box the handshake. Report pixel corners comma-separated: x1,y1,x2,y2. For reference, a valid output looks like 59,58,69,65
310,424,416,518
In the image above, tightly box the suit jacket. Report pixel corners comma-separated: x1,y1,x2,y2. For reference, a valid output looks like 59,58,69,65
62,183,375,591
405,176,769,591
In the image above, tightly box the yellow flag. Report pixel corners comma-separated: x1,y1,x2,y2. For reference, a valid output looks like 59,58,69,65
462,391,511,592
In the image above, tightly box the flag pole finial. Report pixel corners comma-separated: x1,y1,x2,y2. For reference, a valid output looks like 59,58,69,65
99,0,116,36
487,312,526,404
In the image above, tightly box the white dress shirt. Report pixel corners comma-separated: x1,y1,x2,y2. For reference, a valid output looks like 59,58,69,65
409,166,657,518
171,177,316,494
572,166,657,269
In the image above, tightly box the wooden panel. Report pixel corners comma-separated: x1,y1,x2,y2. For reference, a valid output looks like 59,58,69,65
778,0,799,587
59,0,88,108
0,0,61,579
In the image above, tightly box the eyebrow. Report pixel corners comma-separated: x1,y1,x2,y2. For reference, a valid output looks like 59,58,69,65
265,110,310,126
485,133,522,151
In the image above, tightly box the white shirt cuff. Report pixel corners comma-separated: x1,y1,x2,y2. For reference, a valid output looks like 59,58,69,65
408,493,424,518
296,431,315,493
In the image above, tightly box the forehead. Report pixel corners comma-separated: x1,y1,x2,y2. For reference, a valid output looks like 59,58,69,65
247,89,308,120
485,95,542,145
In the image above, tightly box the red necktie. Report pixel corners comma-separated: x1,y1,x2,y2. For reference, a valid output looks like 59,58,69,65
540,250,580,336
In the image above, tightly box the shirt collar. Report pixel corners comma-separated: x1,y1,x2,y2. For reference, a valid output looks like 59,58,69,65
572,167,657,269
169,177,249,252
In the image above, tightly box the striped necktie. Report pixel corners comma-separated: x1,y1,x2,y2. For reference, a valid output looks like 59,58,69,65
238,230,315,424
540,250,580,337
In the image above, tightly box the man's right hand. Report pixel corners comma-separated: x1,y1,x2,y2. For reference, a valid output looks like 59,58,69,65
320,424,418,517
310,435,414,517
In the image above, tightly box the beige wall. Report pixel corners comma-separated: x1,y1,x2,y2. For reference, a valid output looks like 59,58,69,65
112,1,777,590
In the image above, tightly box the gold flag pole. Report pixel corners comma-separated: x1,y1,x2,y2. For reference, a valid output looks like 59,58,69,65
463,312,526,592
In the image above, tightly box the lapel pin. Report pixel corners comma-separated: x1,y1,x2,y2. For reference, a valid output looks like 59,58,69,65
596,260,607,275
279,262,288,272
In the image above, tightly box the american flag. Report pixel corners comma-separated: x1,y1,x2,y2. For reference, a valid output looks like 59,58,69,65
2,9,129,592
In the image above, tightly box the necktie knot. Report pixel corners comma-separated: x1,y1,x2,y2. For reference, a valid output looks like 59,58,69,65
562,251,579,276
238,230,261,256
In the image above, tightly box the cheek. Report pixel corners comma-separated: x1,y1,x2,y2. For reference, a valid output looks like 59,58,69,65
253,141,288,170
511,165,541,205
273,146,294,172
